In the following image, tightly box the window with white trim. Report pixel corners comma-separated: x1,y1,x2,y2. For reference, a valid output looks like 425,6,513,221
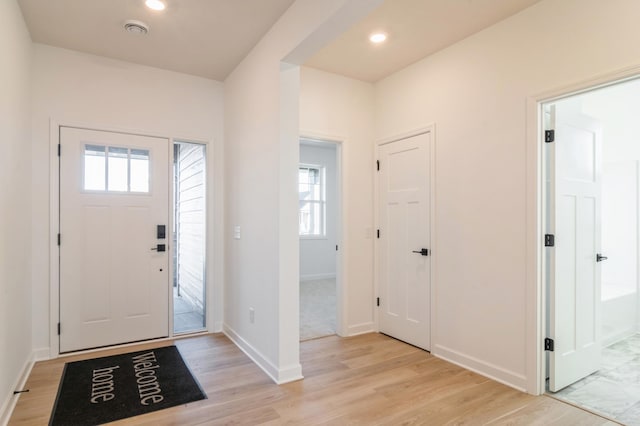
298,165,325,237
83,144,150,193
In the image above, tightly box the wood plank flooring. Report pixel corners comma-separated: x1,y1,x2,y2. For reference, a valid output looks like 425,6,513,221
8,333,619,425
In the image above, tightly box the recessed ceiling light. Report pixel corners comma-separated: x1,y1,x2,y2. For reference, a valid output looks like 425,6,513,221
369,32,387,44
145,0,166,11
123,20,149,35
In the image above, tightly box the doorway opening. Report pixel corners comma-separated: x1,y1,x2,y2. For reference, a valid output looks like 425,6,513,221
173,141,207,334
299,138,340,341
544,77,640,423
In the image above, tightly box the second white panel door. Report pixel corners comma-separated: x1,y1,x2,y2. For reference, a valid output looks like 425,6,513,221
378,132,431,350
548,104,603,392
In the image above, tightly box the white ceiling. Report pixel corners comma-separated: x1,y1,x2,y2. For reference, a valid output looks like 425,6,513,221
17,0,295,81
305,0,543,82
18,0,543,83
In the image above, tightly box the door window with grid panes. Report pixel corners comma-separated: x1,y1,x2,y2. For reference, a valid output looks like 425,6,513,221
299,165,325,237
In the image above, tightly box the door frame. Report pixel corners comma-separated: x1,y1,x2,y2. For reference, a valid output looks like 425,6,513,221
173,138,213,335
528,66,640,394
374,125,436,349
49,120,216,357
298,132,345,336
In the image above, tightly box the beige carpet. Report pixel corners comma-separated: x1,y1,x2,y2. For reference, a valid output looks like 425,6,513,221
300,278,336,341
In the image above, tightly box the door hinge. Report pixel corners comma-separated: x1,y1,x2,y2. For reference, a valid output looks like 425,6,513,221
57,144,61,156
336,245,339,251
377,229,380,239
376,160,380,171
545,130,555,143
376,297,380,307
544,234,554,247
544,337,554,351
57,234,61,246
57,323,61,335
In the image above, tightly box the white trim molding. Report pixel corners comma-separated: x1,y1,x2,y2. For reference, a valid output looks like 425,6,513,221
346,322,376,337
0,352,35,426
223,325,303,384
299,273,336,282
32,348,51,362
434,344,527,392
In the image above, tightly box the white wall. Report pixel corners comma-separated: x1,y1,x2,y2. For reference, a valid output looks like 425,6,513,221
299,143,337,281
579,80,640,344
603,294,637,347
581,81,640,297
600,161,637,298
582,80,640,162
30,44,225,354
374,0,640,392
0,0,32,421
600,161,638,346
300,67,375,334
223,0,380,383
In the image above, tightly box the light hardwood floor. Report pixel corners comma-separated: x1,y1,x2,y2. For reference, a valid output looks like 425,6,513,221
9,333,619,425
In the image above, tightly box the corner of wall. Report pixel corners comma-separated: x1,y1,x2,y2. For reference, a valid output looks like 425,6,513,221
223,324,303,384
0,351,36,426
346,322,375,337
212,321,224,333
32,348,51,362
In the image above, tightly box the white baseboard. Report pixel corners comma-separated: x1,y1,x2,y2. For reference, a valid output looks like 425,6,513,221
433,344,527,392
0,352,35,426
276,363,305,384
300,273,336,282
345,322,375,337
33,347,51,362
223,325,303,385
603,327,637,348
212,321,223,333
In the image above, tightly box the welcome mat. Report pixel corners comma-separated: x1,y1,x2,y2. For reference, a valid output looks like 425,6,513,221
49,346,206,425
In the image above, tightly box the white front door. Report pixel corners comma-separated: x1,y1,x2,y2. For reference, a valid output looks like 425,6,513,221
548,103,603,391
59,127,169,352
378,132,431,350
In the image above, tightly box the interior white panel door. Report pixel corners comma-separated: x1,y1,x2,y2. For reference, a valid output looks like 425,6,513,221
378,132,431,350
59,127,169,352
548,104,603,392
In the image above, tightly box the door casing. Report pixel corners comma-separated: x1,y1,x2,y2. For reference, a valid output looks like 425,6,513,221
530,68,640,395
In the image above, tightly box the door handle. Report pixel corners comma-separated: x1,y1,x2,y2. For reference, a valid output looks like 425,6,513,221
151,244,166,252
412,248,429,256
596,253,608,262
